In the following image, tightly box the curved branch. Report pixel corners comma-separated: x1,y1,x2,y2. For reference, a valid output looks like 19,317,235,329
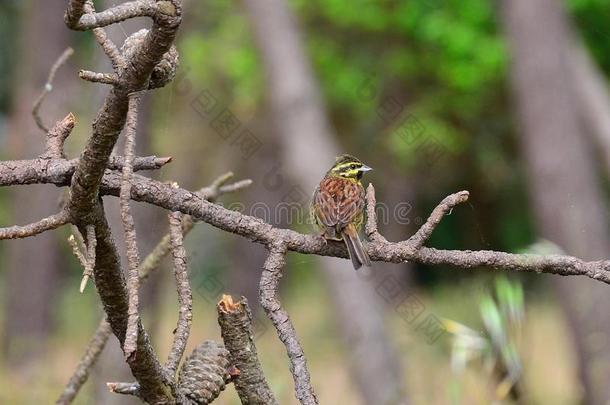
260,244,318,405
83,1,125,69
407,189,470,249
66,0,160,31
32,47,74,133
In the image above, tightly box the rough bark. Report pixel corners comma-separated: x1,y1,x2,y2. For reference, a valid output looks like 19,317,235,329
217,295,278,405
502,1,610,403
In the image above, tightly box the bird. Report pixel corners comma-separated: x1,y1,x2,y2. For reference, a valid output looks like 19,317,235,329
311,154,373,270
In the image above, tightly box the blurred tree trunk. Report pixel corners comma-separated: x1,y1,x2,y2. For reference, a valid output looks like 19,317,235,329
242,0,406,403
3,0,73,368
502,1,610,403
568,39,610,177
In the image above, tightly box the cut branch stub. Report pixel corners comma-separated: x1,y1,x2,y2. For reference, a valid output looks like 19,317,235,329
177,341,231,404
217,294,278,405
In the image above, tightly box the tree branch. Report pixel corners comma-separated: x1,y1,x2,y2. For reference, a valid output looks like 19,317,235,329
120,93,142,360
3,159,609,284
0,210,70,240
83,1,125,69
85,205,171,403
42,113,76,159
407,189,470,249
78,70,118,85
165,210,192,378
0,156,170,187
32,47,74,132
66,0,161,31
56,174,251,403
66,0,181,224
218,295,278,405
260,244,318,405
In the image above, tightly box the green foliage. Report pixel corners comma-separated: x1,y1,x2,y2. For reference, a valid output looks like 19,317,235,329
179,0,263,111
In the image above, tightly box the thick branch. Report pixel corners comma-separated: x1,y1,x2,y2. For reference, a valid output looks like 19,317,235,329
66,0,181,223
218,295,278,405
0,210,70,240
84,205,171,403
260,244,318,405
0,156,170,187
165,211,192,378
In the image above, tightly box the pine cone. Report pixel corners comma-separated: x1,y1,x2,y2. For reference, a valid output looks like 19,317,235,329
176,341,231,404
120,29,179,89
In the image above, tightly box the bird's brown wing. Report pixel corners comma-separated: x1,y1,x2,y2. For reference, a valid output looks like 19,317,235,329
313,177,365,229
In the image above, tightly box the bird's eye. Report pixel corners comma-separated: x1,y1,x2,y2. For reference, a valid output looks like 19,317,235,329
350,164,356,170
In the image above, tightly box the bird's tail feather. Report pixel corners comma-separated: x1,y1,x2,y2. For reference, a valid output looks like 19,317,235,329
343,224,371,270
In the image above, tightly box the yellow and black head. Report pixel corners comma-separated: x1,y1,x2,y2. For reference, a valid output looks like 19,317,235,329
328,154,372,181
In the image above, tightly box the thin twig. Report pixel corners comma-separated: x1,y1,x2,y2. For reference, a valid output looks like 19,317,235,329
218,295,278,404
165,210,192,379
79,225,97,293
121,93,143,360
32,47,74,132
68,234,88,268
407,190,470,249
260,243,318,405
0,210,70,240
56,319,112,405
83,1,125,69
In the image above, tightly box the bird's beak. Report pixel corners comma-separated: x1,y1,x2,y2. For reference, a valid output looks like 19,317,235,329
359,165,373,172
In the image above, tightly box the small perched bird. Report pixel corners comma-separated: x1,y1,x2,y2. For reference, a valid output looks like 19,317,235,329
311,154,372,270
